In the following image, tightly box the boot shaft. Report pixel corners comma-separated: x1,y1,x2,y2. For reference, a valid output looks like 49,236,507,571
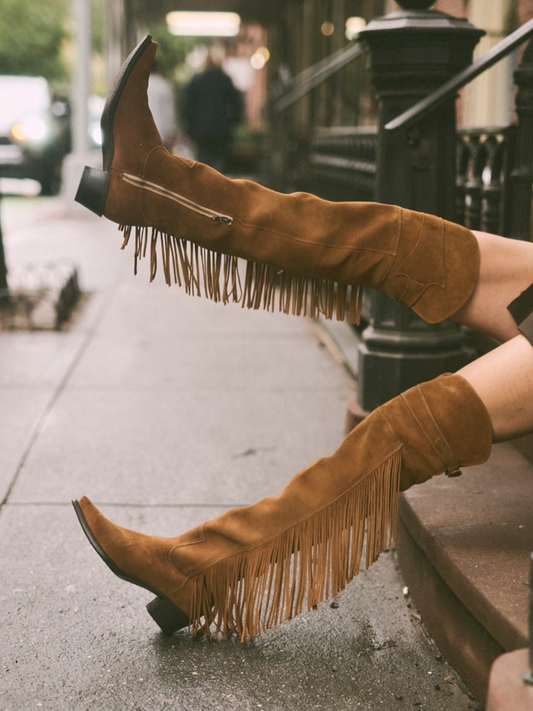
79,35,480,327
380,373,493,489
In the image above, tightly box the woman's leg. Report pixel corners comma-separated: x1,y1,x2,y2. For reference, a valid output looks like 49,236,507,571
72,35,533,642
76,35,481,328
458,333,533,441
73,370,493,640
451,230,533,343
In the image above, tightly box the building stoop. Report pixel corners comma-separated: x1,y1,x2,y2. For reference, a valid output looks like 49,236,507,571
397,441,533,704
316,317,533,704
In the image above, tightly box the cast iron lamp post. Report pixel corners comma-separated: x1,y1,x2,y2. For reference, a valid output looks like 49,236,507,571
353,0,485,413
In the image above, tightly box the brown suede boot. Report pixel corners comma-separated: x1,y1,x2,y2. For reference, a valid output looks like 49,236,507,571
75,36,480,326
73,374,492,641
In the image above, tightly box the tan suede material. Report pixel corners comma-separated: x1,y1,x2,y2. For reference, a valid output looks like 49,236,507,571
77,408,402,608
99,38,480,324
380,210,481,323
380,373,493,489
170,426,402,579
77,496,197,615
75,375,492,638
108,42,161,175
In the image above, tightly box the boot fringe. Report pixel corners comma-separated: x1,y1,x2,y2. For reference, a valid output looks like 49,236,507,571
119,224,363,325
188,449,402,641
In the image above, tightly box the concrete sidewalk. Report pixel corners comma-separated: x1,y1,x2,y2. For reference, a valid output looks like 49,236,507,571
0,196,480,710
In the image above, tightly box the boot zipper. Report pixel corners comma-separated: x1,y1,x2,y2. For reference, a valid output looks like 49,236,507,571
122,173,234,225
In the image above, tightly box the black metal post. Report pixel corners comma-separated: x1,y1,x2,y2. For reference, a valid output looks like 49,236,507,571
529,553,533,681
0,190,8,305
507,39,533,241
521,553,533,685
354,0,485,412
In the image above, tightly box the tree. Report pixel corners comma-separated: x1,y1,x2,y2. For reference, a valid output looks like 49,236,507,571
0,0,70,86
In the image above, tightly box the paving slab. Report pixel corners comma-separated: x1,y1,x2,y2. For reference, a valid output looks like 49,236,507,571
0,388,53,501
0,196,481,710
66,284,348,394
95,281,315,339
2,199,126,292
68,331,348,392
398,443,533,701
10,389,350,506
0,504,480,711
401,444,533,650
0,332,85,388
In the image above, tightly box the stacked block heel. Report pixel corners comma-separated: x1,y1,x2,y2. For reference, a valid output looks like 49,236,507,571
75,167,110,216
146,596,190,635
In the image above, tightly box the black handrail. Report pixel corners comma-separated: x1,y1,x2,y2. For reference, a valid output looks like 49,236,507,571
274,41,365,113
386,18,533,132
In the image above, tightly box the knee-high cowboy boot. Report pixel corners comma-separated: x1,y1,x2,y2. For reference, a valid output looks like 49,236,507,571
75,36,480,326
73,373,492,641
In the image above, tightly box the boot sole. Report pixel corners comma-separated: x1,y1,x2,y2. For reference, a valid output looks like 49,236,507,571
71,499,190,635
74,35,153,216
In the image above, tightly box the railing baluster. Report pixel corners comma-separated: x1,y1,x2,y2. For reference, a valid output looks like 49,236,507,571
521,553,533,686
456,128,513,236
455,138,469,227
508,38,533,241
308,127,377,202
386,18,533,132
465,137,484,231
482,136,504,235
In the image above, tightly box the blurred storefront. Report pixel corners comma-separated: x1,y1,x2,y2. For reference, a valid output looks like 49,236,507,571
100,1,533,135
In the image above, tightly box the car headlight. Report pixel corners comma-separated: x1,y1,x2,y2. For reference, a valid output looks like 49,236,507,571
11,117,48,144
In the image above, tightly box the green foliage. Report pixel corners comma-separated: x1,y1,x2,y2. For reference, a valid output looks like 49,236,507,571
91,0,105,55
0,0,70,84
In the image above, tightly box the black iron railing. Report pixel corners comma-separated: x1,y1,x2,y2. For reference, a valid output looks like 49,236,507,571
304,123,518,243
269,7,533,413
385,17,533,133
284,19,533,247
456,126,514,236
273,42,366,114
308,127,377,202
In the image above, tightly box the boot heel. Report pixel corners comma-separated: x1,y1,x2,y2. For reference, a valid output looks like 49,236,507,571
75,166,110,216
146,596,189,635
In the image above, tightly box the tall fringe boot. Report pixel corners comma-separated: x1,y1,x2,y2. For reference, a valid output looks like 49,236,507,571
75,36,480,326
73,374,492,641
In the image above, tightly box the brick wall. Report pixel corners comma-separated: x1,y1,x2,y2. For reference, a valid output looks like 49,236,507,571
518,0,533,24
434,0,533,25
433,0,468,17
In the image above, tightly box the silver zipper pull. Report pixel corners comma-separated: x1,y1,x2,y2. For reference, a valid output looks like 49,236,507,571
213,216,233,225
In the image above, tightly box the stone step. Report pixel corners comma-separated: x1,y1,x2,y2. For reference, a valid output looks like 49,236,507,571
397,442,533,703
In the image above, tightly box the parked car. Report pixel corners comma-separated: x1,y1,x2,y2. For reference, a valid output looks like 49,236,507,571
0,75,71,195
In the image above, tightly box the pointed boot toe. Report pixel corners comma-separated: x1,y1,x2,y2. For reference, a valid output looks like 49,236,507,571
72,496,190,635
75,35,480,328
72,374,492,642
75,35,161,217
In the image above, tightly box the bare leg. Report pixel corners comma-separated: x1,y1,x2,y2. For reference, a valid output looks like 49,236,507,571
451,230,533,342
458,334,533,441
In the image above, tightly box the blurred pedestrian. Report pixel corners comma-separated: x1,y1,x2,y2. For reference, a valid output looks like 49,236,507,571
183,52,243,173
147,60,177,151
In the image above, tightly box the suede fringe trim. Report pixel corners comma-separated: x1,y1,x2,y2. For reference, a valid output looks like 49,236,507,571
119,224,363,325
188,449,402,641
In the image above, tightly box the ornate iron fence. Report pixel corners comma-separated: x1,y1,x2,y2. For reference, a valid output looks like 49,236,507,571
456,126,515,236
308,127,377,202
